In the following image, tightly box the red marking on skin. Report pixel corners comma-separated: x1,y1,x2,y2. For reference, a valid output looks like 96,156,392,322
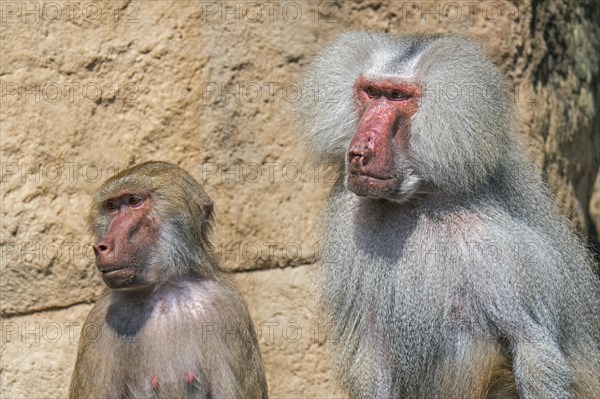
151,375,159,391
185,370,195,385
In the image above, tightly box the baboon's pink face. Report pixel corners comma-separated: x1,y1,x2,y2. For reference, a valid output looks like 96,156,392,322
347,76,422,201
92,192,159,289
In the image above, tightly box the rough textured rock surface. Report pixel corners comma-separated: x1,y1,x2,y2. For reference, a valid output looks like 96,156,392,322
1,0,598,397
527,0,600,253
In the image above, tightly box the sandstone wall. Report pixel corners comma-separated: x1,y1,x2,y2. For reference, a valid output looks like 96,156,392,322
1,1,598,398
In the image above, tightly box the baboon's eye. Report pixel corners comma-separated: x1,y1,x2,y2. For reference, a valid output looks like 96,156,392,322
366,86,381,97
105,201,118,211
129,196,142,207
390,90,409,101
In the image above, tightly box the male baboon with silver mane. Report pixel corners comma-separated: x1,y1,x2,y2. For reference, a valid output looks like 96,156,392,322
297,32,599,399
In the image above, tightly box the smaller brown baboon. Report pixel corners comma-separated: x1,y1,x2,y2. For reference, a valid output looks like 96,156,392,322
69,161,267,399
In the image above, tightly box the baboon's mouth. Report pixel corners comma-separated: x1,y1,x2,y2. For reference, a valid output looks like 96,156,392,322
348,173,400,186
99,266,137,288
347,173,401,196
99,266,126,274
97,265,132,278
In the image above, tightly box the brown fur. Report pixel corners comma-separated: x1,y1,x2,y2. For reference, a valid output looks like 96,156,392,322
70,161,267,399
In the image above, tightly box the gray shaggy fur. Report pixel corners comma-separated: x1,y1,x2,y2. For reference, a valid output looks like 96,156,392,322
298,31,600,398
